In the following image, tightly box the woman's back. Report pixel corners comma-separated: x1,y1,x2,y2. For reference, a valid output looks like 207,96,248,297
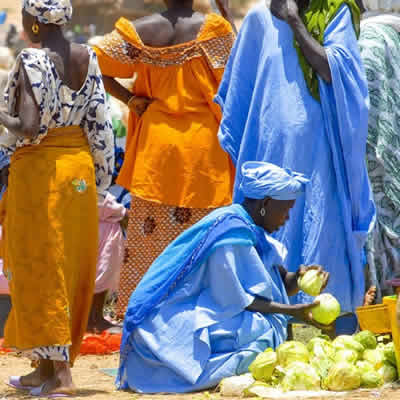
133,10,205,47
47,42,90,91
4,44,114,195
7,46,103,135
96,13,235,208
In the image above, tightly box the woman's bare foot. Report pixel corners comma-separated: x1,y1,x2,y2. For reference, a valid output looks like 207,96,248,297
19,359,53,387
87,291,122,333
34,361,75,396
364,286,377,306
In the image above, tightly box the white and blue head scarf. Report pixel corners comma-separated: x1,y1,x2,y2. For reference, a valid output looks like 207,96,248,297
240,161,310,201
22,0,72,25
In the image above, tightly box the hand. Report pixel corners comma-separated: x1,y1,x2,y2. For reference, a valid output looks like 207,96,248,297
128,96,153,117
290,301,335,332
119,213,129,233
270,0,299,22
298,264,330,293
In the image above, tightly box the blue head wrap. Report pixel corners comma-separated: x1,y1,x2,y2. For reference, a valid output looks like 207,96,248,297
22,0,72,25
240,161,309,200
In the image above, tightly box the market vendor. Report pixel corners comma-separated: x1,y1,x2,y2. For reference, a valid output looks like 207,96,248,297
117,161,330,393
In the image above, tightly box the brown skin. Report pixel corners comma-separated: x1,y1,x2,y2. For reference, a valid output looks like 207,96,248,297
242,197,333,332
1,10,95,397
270,0,332,83
87,291,122,334
101,0,236,117
270,0,365,84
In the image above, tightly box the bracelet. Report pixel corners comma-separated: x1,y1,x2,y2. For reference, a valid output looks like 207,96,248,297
127,95,136,109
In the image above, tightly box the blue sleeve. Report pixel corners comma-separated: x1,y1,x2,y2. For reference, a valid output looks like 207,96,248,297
319,5,376,249
214,9,265,165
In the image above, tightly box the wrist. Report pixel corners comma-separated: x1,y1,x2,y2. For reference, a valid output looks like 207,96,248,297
127,95,136,109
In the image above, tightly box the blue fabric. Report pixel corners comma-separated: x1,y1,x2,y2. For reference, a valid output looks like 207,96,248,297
0,150,9,170
118,204,290,392
239,161,309,200
215,4,375,312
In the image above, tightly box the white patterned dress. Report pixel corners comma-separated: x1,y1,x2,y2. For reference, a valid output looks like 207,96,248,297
1,46,114,198
0,46,114,361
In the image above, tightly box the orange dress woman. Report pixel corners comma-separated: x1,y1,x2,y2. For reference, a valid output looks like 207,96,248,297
94,0,236,316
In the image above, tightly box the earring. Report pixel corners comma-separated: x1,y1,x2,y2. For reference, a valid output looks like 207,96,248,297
32,23,39,35
260,208,266,217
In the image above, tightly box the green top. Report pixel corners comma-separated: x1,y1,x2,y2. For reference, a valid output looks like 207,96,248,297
294,0,361,101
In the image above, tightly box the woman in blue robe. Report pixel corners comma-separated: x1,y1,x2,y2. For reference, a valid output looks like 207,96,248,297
215,0,376,314
117,162,330,393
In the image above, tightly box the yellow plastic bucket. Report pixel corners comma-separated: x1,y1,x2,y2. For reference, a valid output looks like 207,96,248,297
356,303,391,334
383,296,400,368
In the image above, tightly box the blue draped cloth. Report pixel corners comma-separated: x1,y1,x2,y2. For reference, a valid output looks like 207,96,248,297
215,3,376,312
117,204,290,392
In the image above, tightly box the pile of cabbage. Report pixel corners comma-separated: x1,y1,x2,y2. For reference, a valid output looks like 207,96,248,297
244,331,398,394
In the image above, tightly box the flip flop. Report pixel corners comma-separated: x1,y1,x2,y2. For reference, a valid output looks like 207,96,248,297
30,383,74,398
6,376,36,390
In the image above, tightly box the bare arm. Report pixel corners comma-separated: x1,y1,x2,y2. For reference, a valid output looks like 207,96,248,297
288,13,332,83
0,64,40,138
246,296,334,331
102,75,132,106
102,75,153,117
270,0,332,83
278,266,300,297
215,0,238,35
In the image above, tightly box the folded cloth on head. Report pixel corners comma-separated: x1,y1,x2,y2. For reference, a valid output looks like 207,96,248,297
22,0,72,25
239,161,310,201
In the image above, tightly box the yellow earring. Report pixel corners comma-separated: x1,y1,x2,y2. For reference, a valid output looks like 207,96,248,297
32,23,39,35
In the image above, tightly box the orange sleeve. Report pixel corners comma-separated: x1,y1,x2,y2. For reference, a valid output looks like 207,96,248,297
190,58,223,122
93,45,135,79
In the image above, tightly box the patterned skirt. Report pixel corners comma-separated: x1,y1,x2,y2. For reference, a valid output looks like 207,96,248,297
117,196,213,318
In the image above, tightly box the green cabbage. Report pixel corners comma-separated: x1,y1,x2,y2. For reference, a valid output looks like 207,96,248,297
311,294,341,325
323,362,361,391
276,341,309,367
356,360,375,375
297,269,324,297
363,348,385,369
307,337,335,358
333,335,364,358
378,361,398,383
354,331,377,350
280,361,321,391
219,374,255,396
334,349,358,364
310,356,334,379
243,381,273,397
383,342,397,366
360,370,384,388
357,359,384,388
248,348,277,382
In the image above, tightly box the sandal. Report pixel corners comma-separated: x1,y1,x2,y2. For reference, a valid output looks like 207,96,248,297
30,382,75,398
6,376,36,391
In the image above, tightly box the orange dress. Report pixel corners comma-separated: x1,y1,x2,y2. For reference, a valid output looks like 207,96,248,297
95,14,235,316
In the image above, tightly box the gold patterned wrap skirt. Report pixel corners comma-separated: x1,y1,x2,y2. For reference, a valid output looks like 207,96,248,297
2,126,98,364
117,195,213,318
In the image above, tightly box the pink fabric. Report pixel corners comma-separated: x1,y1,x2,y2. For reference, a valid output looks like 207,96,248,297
95,193,126,294
0,227,9,295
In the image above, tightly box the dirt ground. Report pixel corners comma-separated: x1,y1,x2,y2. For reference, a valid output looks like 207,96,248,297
1,353,400,400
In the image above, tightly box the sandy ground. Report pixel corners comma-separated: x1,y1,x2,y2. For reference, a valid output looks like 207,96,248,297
1,353,400,400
